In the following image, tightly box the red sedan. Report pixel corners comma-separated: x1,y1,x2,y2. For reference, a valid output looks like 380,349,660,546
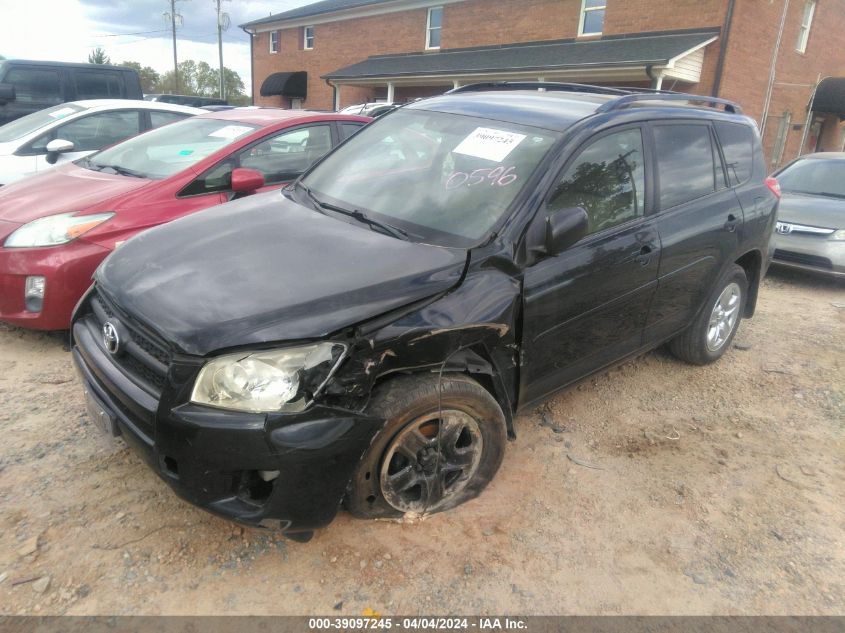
0,108,370,330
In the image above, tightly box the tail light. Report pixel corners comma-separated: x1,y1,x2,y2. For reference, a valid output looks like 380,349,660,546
765,176,781,199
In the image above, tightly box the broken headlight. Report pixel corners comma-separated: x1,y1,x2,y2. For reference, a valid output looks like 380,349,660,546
190,342,346,413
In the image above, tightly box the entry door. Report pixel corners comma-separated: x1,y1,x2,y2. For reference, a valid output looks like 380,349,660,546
520,126,660,405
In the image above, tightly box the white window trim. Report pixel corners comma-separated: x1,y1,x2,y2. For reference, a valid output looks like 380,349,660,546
578,0,606,36
303,25,315,50
269,30,279,54
425,6,442,50
795,0,815,53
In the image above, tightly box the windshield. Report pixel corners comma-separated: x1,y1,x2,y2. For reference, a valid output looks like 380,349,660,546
87,117,258,180
0,103,87,143
778,158,845,198
301,109,560,247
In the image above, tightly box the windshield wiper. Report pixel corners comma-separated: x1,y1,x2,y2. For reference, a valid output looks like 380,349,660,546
786,189,845,200
98,164,147,179
297,182,409,240
79,157,103,172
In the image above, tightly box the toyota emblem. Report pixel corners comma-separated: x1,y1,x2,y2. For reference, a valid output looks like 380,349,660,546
102,321,121,355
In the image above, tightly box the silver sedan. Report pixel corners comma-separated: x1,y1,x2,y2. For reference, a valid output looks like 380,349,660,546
771,152,845,278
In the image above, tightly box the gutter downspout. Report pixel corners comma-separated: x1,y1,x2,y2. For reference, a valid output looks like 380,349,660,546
325,78,339,111
761,0,791,138
646,64,664,90
241,26,255,105
712,0,736,97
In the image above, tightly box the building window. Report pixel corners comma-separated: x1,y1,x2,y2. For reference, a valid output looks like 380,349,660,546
269,30,280,54
796,1,815,53
426,7,442,49
303,25,315,50
579,0,606,36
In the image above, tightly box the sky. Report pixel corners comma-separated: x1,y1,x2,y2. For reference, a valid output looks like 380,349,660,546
0,0,317,94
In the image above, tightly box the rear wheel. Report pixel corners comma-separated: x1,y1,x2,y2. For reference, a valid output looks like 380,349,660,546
345,373,507,519
669,264,748,365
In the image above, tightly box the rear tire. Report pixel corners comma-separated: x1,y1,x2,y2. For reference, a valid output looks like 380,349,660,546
669,264,748,365
345,373,507,519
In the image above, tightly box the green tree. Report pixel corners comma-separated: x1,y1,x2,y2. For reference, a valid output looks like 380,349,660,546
0,55,5,60
119,61,160,93
158,59,247,103
88,47,111,65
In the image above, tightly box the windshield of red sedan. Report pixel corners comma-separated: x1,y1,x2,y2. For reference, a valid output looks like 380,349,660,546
87,118,258,180
301,108,560,247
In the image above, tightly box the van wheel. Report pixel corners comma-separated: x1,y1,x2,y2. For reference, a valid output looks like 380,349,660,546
345,373,507,519
669,264,748,365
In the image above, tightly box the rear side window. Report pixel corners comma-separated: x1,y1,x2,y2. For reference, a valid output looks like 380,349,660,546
4,68,62,105
74,71,123,99
653,124,716,209
340,122,365,140
149,111,190,129
714,122,754,186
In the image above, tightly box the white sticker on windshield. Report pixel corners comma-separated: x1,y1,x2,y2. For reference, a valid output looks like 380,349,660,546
48,107,77,119
208,125,253,140
453,127,526,162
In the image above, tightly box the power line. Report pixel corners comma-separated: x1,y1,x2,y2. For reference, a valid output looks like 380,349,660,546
93,29,172,38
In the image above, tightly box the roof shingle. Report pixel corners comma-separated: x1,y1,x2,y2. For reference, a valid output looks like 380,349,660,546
241,0,394,28
323,29,719,80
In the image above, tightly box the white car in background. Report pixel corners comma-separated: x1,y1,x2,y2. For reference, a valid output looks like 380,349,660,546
0,100,203,186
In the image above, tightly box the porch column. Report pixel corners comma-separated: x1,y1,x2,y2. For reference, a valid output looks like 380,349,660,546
334,84,341,111
387,82,395,103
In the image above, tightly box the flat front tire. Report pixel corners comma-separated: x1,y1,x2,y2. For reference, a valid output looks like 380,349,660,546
669,263,748,365
345,373,507,519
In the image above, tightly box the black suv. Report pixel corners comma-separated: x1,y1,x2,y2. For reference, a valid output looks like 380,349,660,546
0,60,143,126
71,83,779,541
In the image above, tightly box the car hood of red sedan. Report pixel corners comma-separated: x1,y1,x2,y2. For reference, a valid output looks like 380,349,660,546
0,163,151,224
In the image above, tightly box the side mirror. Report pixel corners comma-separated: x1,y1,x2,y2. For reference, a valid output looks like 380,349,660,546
44,139,75,165
0,84,15,104
230,167,265,194
546,207,588,255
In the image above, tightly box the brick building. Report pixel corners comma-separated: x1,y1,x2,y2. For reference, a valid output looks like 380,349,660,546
241,0,845,169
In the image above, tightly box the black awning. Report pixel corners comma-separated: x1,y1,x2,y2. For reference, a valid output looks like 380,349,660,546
260,71,307,98
323,29,719,81
813,77,845,114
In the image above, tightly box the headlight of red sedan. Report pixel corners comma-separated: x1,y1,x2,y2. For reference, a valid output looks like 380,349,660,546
4,211,114,248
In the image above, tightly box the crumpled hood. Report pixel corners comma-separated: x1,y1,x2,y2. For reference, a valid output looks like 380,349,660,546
777,193,845,229
0,163,150,224
96,191,467,356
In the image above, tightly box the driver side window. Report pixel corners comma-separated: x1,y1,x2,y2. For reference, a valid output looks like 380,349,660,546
180,124,333,197
547,128,645,235
29,110,142,154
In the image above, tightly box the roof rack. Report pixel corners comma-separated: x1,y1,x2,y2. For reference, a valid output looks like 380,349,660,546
598,92,743,114
447,81,743,114
447,82,629,96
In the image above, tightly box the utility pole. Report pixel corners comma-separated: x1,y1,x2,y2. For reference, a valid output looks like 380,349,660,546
164,0,186,93
215,0,231,101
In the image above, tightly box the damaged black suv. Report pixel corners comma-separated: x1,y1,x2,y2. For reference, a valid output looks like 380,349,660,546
71,83,779,541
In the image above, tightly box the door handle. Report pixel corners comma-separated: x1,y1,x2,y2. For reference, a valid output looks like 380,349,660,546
634,245,653,267
724,214,740,232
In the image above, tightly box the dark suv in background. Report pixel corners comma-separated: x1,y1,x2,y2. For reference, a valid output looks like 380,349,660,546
0,60,143,126
71,83,779,541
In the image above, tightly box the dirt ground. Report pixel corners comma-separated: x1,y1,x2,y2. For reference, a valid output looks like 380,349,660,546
0,267,842,616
